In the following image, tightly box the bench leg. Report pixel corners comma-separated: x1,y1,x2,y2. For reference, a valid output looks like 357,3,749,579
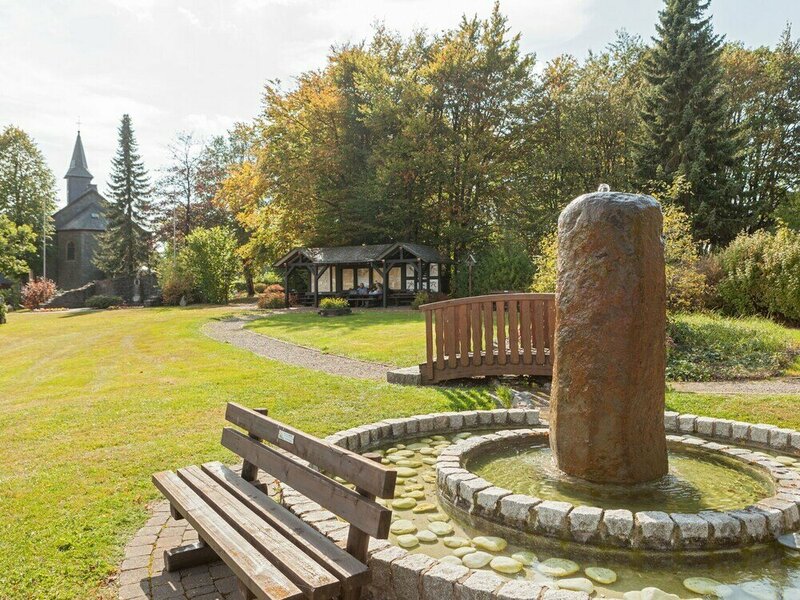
164,540,218,572
237,579,256,600
169,504,183,520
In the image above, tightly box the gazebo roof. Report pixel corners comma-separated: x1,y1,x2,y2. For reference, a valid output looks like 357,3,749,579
274,242,448,267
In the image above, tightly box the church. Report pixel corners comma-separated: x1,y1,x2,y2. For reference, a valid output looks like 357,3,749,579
51,132,108,290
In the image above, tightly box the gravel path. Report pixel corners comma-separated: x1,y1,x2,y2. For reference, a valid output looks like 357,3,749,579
202,314,390,381
670,377,800,395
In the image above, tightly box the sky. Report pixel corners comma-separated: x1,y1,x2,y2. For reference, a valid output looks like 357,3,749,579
2,0,799,208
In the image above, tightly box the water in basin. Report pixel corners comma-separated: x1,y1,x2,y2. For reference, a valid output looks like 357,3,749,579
467,442,773,513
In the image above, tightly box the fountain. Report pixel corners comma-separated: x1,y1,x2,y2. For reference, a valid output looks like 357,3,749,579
312,191,800,599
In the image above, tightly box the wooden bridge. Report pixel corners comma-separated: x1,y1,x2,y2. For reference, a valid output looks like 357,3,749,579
418,293,556,383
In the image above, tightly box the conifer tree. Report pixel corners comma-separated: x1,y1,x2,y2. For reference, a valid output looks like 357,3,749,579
95,114,152,276
638,0,742,245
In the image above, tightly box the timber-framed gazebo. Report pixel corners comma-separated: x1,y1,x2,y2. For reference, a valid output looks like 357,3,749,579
274,242,450,307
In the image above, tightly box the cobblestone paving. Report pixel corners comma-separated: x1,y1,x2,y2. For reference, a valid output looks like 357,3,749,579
118,500,242,600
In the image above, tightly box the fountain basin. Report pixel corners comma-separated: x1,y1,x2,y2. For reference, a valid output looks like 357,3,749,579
436,429,800,551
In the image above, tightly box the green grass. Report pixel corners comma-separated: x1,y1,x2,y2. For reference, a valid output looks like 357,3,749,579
247,309,427,366
0,307,492,600
667,312,800,381
666,392,800,430
249,309,800,380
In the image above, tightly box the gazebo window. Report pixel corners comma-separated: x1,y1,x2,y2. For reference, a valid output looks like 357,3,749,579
66,241,76,261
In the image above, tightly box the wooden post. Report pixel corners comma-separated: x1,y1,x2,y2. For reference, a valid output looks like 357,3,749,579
382,261,388,308
417,258,422,292
284,267,290,307
240,408,268,484
343,452,382,600
313,265,319,307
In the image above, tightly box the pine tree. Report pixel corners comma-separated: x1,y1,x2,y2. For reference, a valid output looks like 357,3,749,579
637,0,742,245
94,114,152,276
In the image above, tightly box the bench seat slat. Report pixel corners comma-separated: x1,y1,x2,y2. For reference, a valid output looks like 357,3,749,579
152,471,303,600
221,428,391,539
177,466,341,600
226,403,396,498
202,462,370,589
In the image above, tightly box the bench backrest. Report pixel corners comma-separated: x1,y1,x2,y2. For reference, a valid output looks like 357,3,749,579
221,403,396,558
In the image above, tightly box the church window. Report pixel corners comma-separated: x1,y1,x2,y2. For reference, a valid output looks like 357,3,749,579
66,241,76,261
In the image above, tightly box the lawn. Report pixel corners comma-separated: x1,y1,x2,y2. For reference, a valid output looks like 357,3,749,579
0,307,492,600
247,309,428,366
2,307,800,599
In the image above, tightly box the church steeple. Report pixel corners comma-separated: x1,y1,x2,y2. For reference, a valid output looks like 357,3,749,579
64,131,93,204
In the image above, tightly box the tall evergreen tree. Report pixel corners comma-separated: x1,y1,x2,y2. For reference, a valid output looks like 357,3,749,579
637,0,742,245
95,114,152,276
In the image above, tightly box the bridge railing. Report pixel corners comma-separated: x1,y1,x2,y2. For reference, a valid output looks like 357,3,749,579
418,293,556,383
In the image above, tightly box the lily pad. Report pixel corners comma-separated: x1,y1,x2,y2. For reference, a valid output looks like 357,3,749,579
389,519,416,535
511,552,537,566
385,447,398,455
640,588,680,600
432,435,447,441
453,546,477,558
585,567,617,585
412,502,437,513
396,467,418,478
683,577,723,596
416,530,438,543
490,556,523,574
440,556,463,565
406,443,430,450
558,578,594,593
443,536,469,548
538,558,580,577
419,448,436,456
472,536,507,552
397,459,423,468
422,457,437,465
462,551,493,568
391,497,417,510
428,512,451,523
404,484,424,492
428,521,454,536
396,534,419,548
401,490,425,500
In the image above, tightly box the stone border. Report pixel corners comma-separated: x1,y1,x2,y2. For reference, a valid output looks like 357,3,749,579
436,428,800,551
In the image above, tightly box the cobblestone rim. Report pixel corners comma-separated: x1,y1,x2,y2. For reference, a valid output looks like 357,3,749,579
121,409,800,600
436,426,800,551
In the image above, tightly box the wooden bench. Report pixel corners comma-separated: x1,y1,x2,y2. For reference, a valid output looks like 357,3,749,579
152,402,397,600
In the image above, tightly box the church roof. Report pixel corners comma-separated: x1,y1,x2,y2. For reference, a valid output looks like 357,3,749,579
54,187,107,231
64,131,93,179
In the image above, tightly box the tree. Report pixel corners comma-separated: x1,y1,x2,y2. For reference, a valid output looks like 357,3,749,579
637,0,742,245
95,114,152,276
0,126,57,273
0,214,36,278
156,131,203,242
180,226,240,304
721,27,800,230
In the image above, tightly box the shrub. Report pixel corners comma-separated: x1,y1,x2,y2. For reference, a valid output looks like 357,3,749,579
530,232,557,293
266,283,284,294
319,297,349,310
666,312,799,381
85,295,123,309
21,278,56,309
257,292,286,309
157,255,194,306
253,282,267,294
717,227,800,321
495,385,513,409
0,297,7,324
180,226,241,304
411,291,430,310
455,236,534,296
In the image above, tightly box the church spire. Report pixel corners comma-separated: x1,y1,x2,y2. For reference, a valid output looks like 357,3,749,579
64,130,93,203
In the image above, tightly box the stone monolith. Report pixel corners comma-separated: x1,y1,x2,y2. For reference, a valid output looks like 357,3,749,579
550,192,668,484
